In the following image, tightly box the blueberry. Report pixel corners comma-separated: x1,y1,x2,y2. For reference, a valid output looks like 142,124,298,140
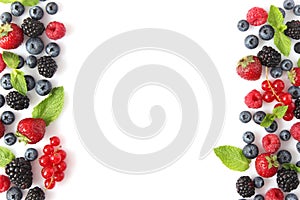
279,7,286,18
46,2,58,15
35,79,52,96
6,186,22,200
280,59,293,71
26,37,44,55
0,12,12,23
286,193,298,200
288,86,300,99
296,161,300,167
253,176,264,188
4,133,17,146
243,131,255,144
242,144,259,159
253,111,266,124
280,130,291,141
45,42,60,57
259,25,274,40
237,20,249,32
296,142,300,153
0,73,12,90
29,6,44,20
26,55,38,68
239,111,252,123
24,148,38,161
270,67,283,78
0,94,5,108
17,55,24,69
284,0,295,10
277,149,292,164
265,120,278,133
294,42,300,54
1,111,15,125
254,194,264,200
11,1,25,17
24,75,36,91
294,5,300,16
244,35,259,49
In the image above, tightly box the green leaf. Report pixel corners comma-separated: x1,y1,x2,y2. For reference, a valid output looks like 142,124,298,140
0,0,38,6
282,163,300,173
298,58,300,67
274,31,291,56
268,5,284,30
273,105,288,118
10,69,27,96
2,51,20,69
214,145,250,172
0,146,15,168
260,113,276,128
32,87,64,126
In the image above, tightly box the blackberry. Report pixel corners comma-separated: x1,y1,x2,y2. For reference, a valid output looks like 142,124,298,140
21,17,45,38
257,46,281,68
25,186,45,200
236,176,255,198
277,168,299,192
37,56,58,78
294,106,300,119
5,157,33,190
5,91,30,110
285,20,300,40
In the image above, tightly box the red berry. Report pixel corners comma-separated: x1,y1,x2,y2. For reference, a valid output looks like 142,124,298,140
255,153,279,178
0,23,24,50
281,93,292,105
17,118,46,144
247,7,268,26
265,188,284,200
283,112,294,121
45,21,66,40
50,153,62,165
273,79,285,92
0,175,10,193
288,67,300,86
287,102,295,113
57,149,66,161
262,91,275,103
0,54,6,73
43,145,54,155
0,121,5,139
290,122,300,141
39,155,52,167
237,56,262,81
262,80,273,91
262,134,281,153
244,89,263,108
56,161,67,172
54,171,64,182
50,136,60,146
44,178,56,190
41,167,55,179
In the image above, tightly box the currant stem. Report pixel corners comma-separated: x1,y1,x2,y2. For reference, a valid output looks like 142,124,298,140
265,67,282,103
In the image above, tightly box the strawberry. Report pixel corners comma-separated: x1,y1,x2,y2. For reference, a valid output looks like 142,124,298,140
0,23,24,50
236,55,262,81
288,67,300,86
290,122,300,142
255,153,279,178
16,118,46,144
0,121,5,139
0,53,6,73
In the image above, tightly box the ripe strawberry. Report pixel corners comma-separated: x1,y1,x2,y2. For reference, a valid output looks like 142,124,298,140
0,54,6,73
0,121,5,139
265,188,284,200
247,7,268,26
237,56,262,81
0,23,24,50
262,134,281,153
290,122,300,141
288,67,300,86
255,153,279,178
16,118,46,144
244,89,263,108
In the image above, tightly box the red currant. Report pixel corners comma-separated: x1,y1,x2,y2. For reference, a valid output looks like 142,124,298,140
283,112,294,121
57,149,66,161
274,103,283,108
287,102,295,113
43,145,54,155
50,153,62,165
57,161,67,172
39,155,52,167
273,79,285,92
50,136,60,146
281,93,292,105
44,178,56,190
261,80,273,91
41,167,55,179
262,91,275,103
54,171,64,182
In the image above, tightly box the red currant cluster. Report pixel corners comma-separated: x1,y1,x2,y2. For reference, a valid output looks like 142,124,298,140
261,79,295,121
39,136,67,190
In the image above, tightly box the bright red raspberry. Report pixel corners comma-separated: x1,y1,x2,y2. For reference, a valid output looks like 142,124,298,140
0,54,6,73
46,21,66,40
245,89,263,108
290,122,300,141
247,7,268,26
0,175,10,193
265,188,284,200
0,121,5,139
262,134,281,153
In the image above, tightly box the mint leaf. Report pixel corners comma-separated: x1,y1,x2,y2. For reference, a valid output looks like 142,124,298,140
274,31,291,56
2,51,19,69
0,146,15,168
273,105,288,118
32,87,64,126
0,0,38,6
260,113,276,128
268,5,284,29
282,163,300,172
214,145,250,172
10,69,27,96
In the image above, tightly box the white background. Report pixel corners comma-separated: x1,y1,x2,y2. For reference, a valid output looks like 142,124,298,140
1,0,300,199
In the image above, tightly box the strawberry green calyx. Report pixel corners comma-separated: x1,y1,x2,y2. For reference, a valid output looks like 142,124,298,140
265,154,279,169
15,131,31,144
238,55,255,68
288,69,296,85
0,23,13,38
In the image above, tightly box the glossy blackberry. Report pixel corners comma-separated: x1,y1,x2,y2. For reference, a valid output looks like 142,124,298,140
285,20,300,40
277,168,299,192
294,106,300,119
21,17,45,38
5,157,33,190
25,186,45,200
37,56,57,78
5,91,30,110
236,176,255,198
257,46,281,67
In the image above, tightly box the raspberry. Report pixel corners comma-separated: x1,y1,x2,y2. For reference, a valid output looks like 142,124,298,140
0,53,6,73
262,134,281,153
245,89,263,108
0,121,5,139
45,21,66,40
247,7,268,26
0,175,10,193
290,122,300,141
265,188,284,200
